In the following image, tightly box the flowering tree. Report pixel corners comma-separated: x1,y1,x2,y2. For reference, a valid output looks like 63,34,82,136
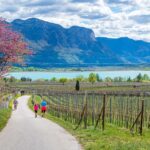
0,18,31,76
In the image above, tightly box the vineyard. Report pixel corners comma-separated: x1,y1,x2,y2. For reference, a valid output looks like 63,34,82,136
0,85,10,109
8,81,148,135
1,81,150,149
29,91,150,135
0,84,14,131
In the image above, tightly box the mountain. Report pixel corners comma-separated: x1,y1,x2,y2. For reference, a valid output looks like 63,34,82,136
97,37,150,65
11,18,150,68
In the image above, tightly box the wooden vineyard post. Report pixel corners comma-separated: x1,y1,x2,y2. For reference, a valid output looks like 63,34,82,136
126,98,129,128
136,98,140,131
74,92,87,130
102,94,106,131
92,93,94,126
75,94,78,123
84,93,88,129
110,97,112,123
130,98,133,127
121,98,124,127
139,100,144,135
130,99,144,136
95,94,106,130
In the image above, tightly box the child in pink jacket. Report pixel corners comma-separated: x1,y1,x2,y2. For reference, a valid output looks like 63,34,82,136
34,103,39,118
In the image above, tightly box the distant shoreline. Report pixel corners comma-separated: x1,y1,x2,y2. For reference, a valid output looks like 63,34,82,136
10,66,150,72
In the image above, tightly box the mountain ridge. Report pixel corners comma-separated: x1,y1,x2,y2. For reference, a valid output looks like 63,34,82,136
10,18,150,68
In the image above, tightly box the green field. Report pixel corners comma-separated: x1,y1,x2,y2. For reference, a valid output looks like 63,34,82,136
0,108,11,131
2,80,150,149
28,91,150,150
0,86,19,132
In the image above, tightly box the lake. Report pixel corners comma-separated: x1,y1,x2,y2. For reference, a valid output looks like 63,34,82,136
7,70,150,80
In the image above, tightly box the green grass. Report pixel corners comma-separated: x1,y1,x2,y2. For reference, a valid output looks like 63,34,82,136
28,95,150,150
0,104,12,131
0,94,18,132
0,109,11,131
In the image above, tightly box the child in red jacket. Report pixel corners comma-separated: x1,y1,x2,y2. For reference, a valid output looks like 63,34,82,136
34,103,39,118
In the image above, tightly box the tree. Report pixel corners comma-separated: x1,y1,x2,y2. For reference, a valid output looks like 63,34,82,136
105,77,113,82
143,74,149,81
88,73,97,84
0,18,30,76
9,76,16,82
26,78,32,82
59,78,68,85
96,73,102,82
3,77,9,83
136,73,142,82
127,77,132,82
51,77,57,82
21,77,27,82
114,76,124,82
75,80,80,91
96,73,100,82
76,75,84,82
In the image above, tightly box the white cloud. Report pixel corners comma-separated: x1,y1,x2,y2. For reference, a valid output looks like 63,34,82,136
0,0,149,42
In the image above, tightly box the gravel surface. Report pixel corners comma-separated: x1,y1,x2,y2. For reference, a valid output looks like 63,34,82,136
0,96,82,150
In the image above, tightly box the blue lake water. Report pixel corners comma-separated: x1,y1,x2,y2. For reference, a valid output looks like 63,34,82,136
7,71,150,80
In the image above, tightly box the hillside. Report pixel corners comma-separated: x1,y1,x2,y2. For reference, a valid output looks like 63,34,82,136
11,18,150,68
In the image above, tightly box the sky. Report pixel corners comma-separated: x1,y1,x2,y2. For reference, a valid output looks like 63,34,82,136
0,0,150,42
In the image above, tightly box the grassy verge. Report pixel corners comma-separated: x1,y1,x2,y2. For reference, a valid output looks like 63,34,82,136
0,108,11,131
0,97,13,131
28,96,150,150
0,94,20,132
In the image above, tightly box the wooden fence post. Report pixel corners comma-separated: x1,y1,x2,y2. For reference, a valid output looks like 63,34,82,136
110,97,112,123
92,93,95,126
126,98,129,128
130,99,144,135
139,100,144,135
74,91,87,130
84,93,88,129
102,94,106,131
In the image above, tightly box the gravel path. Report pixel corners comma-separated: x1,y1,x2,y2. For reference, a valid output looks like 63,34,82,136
0,96,82,150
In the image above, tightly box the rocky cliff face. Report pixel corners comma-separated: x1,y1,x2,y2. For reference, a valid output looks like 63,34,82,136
11,18,150,68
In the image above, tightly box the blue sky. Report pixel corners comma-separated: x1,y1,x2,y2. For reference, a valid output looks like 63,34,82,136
0,0,149,42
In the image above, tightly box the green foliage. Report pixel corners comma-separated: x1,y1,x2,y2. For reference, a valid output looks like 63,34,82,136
127,77,132,82
96,73,102,82
105,77,113,82
50,77,57,82
21,77,32,82
59,78,68,85
88,73,97,84
6,72,150,83
0,94,15,131
75,80,80,91
76,75,84,82
3,77,9,83
136,73,143,82
9,76,17,82
11,66,47,72
143,74,149,81
134,73,150,82
0,109,11,131
3,77,20,83
114,77,124,82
